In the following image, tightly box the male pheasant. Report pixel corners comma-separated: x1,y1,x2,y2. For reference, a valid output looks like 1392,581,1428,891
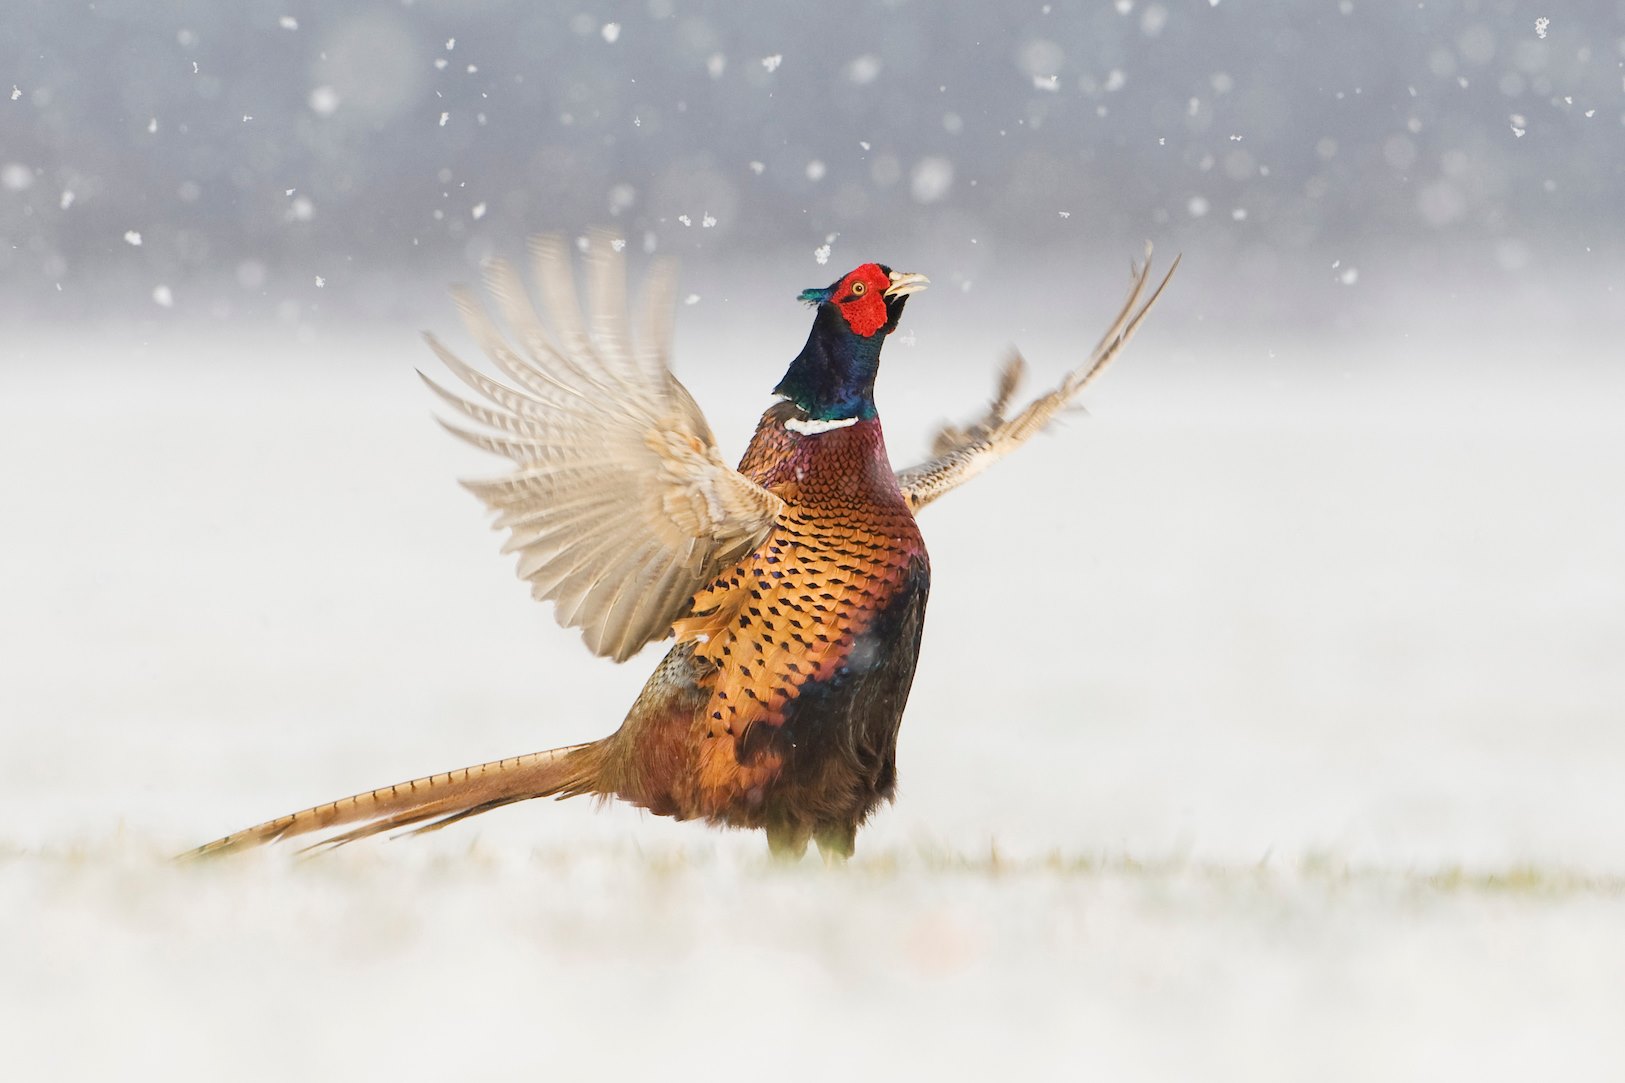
193,236,1175,861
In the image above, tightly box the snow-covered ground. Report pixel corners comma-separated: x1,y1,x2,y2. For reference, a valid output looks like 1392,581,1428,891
4,303,1623,1079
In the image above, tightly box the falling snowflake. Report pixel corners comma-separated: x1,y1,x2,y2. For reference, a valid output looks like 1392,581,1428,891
601,23,621,43
761,55,783,73
814,244,831,265
59,189,75,209
314,276,325,288
8,85,19,101
677,214,692,227
1058,210,1071,218
309,86,339,116
607,183,636,215
749,161,765,175
124,230,143,246
152,285,174,307
910,157,953,203
683,294,701,305
439,112,449,126
1534,17,1549,39
847,55,882,85
471,202,487,220
279,15,298,30
701,213,717,228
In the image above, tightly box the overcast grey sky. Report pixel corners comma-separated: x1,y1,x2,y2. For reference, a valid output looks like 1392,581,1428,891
2,1,1620,331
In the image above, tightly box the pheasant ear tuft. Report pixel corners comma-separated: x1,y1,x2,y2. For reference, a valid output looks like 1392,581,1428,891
798,286,833,306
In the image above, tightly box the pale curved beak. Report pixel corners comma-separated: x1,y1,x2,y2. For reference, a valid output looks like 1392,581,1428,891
883,270,930,298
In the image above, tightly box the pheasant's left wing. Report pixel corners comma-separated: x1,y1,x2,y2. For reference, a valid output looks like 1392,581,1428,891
422,233,784,662
895,249,1178,513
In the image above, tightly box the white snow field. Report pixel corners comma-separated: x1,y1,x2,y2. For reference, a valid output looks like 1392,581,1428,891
3,283,1623,1079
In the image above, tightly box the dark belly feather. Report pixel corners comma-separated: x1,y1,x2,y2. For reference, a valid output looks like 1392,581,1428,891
747,555,929,825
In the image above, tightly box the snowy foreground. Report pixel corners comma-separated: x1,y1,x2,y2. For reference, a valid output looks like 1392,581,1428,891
10,843,1625,1080
4,311,1624,1079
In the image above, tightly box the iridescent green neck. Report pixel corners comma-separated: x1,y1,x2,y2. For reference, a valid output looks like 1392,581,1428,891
772,304,887,421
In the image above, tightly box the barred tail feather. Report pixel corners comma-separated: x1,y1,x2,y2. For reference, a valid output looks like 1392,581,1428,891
184,741,606,859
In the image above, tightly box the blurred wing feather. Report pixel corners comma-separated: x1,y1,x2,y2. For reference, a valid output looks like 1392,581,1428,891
896,248,1179,512
427,232,783,662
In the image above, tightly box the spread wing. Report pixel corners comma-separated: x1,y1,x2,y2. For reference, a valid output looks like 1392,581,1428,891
895,248,1178,513
421,233,784,662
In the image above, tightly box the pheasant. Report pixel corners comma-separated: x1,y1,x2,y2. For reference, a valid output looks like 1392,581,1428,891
192,235,1175,861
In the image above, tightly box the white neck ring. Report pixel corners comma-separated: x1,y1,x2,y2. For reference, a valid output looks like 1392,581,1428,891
785,415,860,436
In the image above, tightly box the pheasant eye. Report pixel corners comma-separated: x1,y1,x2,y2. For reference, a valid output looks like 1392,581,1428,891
850,281,866,296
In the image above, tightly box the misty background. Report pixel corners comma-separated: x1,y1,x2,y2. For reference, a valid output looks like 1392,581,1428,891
5,4,1625,1080
3,0,1620,332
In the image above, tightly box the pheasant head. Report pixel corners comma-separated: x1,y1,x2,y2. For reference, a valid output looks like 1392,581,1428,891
773,263,929,422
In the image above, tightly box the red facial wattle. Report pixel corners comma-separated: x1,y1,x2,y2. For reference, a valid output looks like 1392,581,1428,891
832,264,893,338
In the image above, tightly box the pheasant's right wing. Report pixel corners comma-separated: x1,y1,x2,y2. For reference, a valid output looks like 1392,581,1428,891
422,233,783,662
895,248,1178,513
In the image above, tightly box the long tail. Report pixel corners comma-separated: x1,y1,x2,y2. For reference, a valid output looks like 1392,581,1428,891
184,740,606,858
